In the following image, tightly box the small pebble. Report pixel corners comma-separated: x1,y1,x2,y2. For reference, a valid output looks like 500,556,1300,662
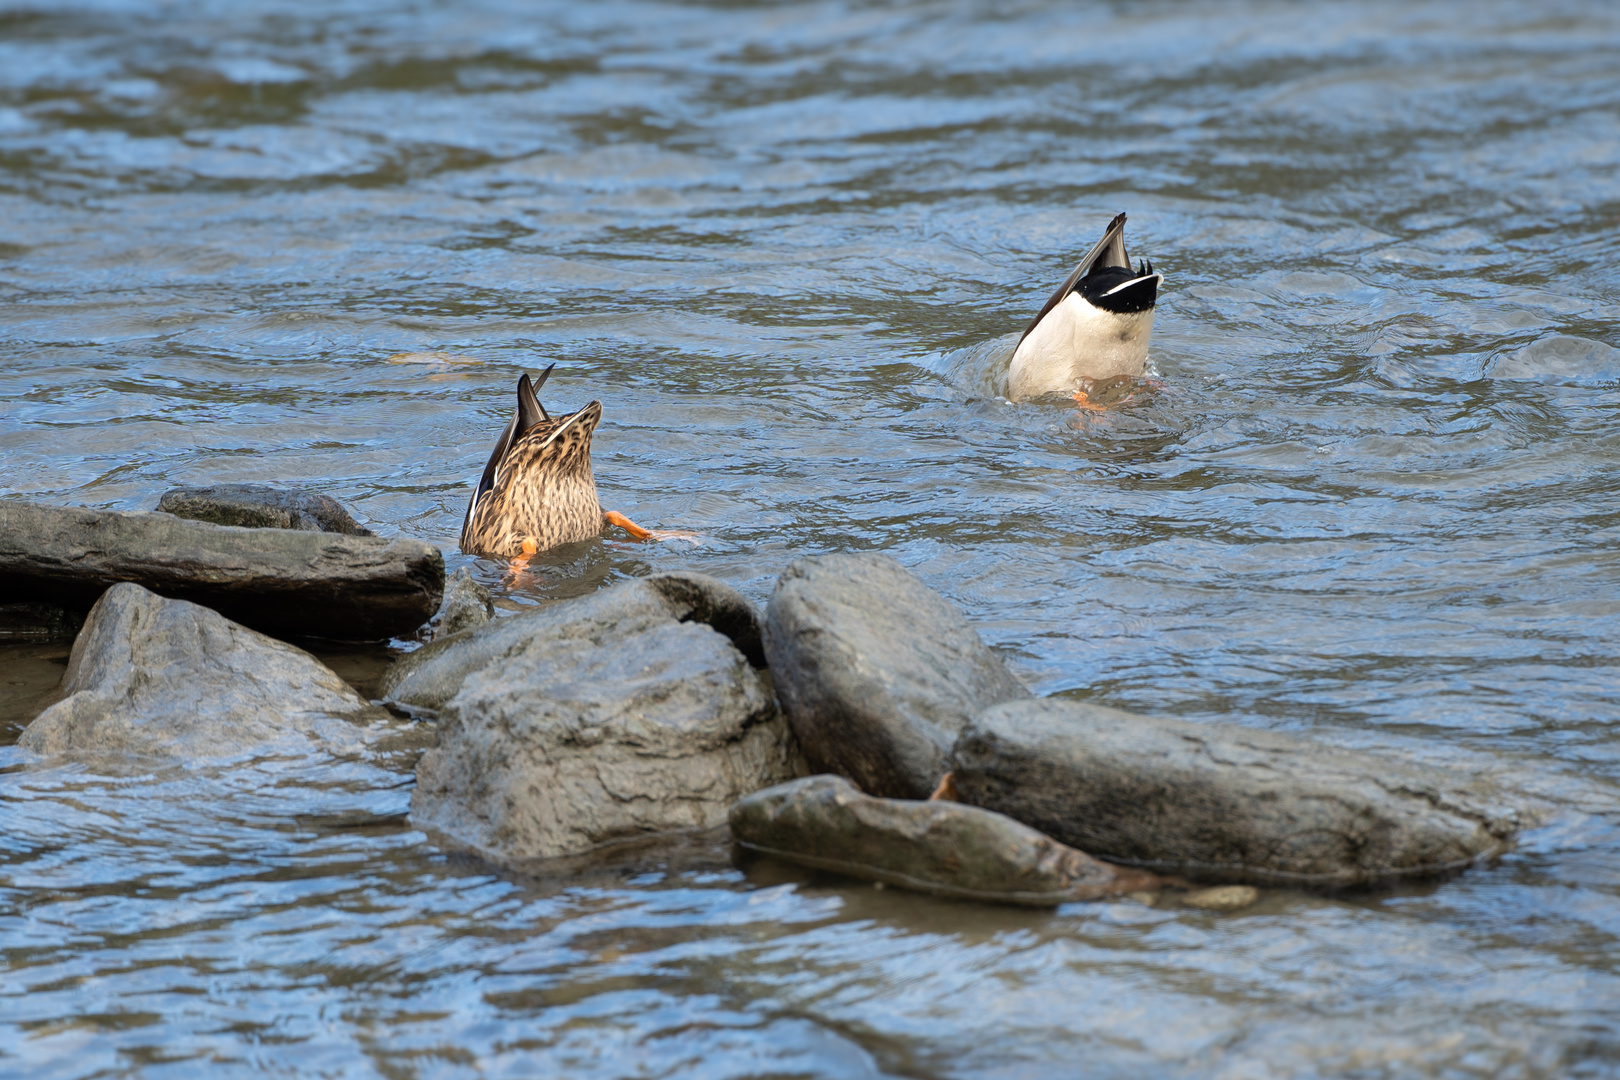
1182,885,1259,911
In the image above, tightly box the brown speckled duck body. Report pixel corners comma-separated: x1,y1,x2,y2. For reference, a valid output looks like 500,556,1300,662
460,367,605,559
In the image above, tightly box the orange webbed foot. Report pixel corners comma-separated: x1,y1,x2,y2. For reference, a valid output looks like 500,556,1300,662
603,511,701,544
508,536,539,571
602,510,654,540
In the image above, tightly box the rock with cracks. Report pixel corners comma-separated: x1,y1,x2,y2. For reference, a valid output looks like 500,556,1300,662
157,483,374,536
731,775,1162,906
952,698,1520,887
0,500,442,641
763,553,1029,799
19,582,381,759
407,573,800,864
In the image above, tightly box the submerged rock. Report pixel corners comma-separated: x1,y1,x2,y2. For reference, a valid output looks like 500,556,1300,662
383,571,764,711
953,698,1519,887
157,483,374,536
408,573,802,863
763,553,1030,800
0,501,442,641
19,582,380,759
429,567,495,641
730,774,1161,906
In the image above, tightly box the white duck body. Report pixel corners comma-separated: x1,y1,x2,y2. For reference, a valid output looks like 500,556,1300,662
1005,212,1162,401
1007,294,1155,399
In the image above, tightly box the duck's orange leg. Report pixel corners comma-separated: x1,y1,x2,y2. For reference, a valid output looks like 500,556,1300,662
509,536,539,572
1072,389,1108,412
602,510,654,540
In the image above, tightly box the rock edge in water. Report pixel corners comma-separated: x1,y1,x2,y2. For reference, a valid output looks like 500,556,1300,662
0,500,443,641
19,582,382,759
731,774,1162,906
764,553,1030,800
384,571,765,711
409,573,801,863
157,483,374,536
953,698,1520,887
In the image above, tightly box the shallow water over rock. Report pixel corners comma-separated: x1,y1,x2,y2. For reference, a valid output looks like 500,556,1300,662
2,0,1618,1076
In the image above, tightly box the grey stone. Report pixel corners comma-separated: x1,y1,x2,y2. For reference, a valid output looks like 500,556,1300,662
157,483,374,536
409,574,801,863
430,567,494,641
383,571,764,711
763,553,1030,800
953,698,1520,887
19,582,381,759
730,775,1162,906
0,602,83,643
0,500,443,641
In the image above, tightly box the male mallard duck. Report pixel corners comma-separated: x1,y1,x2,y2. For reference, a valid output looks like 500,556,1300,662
1007,212,1163,407
459,365,652,560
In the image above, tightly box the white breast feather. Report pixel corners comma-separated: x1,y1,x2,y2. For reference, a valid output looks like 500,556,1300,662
1007,294,1154,400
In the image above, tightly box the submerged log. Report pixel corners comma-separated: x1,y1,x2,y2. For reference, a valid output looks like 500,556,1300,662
0,501,443,642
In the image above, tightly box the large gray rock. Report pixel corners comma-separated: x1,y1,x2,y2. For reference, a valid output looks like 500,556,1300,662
953,699,1520,887
408,573,801,863
157,483,374,536
731,775,1162,906
0,501,443,641
763,553,1030,800
383,571,764,711
19,582,380,758
428,567,495,641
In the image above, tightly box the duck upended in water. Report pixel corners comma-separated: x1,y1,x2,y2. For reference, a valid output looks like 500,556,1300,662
460,365,652,560
1006,212,1162,404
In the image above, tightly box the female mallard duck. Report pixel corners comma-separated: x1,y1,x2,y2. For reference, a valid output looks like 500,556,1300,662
1007,212,1163,407
459,365,652,560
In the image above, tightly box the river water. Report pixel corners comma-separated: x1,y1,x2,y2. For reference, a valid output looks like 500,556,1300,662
2,1,1619,1076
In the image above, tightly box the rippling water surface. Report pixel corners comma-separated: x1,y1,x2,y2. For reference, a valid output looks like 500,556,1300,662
3,1,1619,1075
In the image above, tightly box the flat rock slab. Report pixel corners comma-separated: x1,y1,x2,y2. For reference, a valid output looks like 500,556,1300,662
408,573,801,863
383,571,765,711
157,483,374,536
764,553,1030,799
20,582,381,759
953,699,1520,887
0,501,442,641
731,775,1161,906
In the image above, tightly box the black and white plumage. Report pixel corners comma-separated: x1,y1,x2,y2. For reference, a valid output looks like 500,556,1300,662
1007,212,1163,401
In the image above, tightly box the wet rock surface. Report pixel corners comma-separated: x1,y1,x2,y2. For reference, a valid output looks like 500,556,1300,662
383,571,765,711
19,582,383,759
408,573,801,863
763,553,1030,800
0,501,443,641
428,567,495,641
730,774,1161,906
953,698,1520,887
157,483,374,536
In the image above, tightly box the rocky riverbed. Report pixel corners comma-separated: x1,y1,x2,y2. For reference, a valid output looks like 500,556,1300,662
2,491,1528,911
